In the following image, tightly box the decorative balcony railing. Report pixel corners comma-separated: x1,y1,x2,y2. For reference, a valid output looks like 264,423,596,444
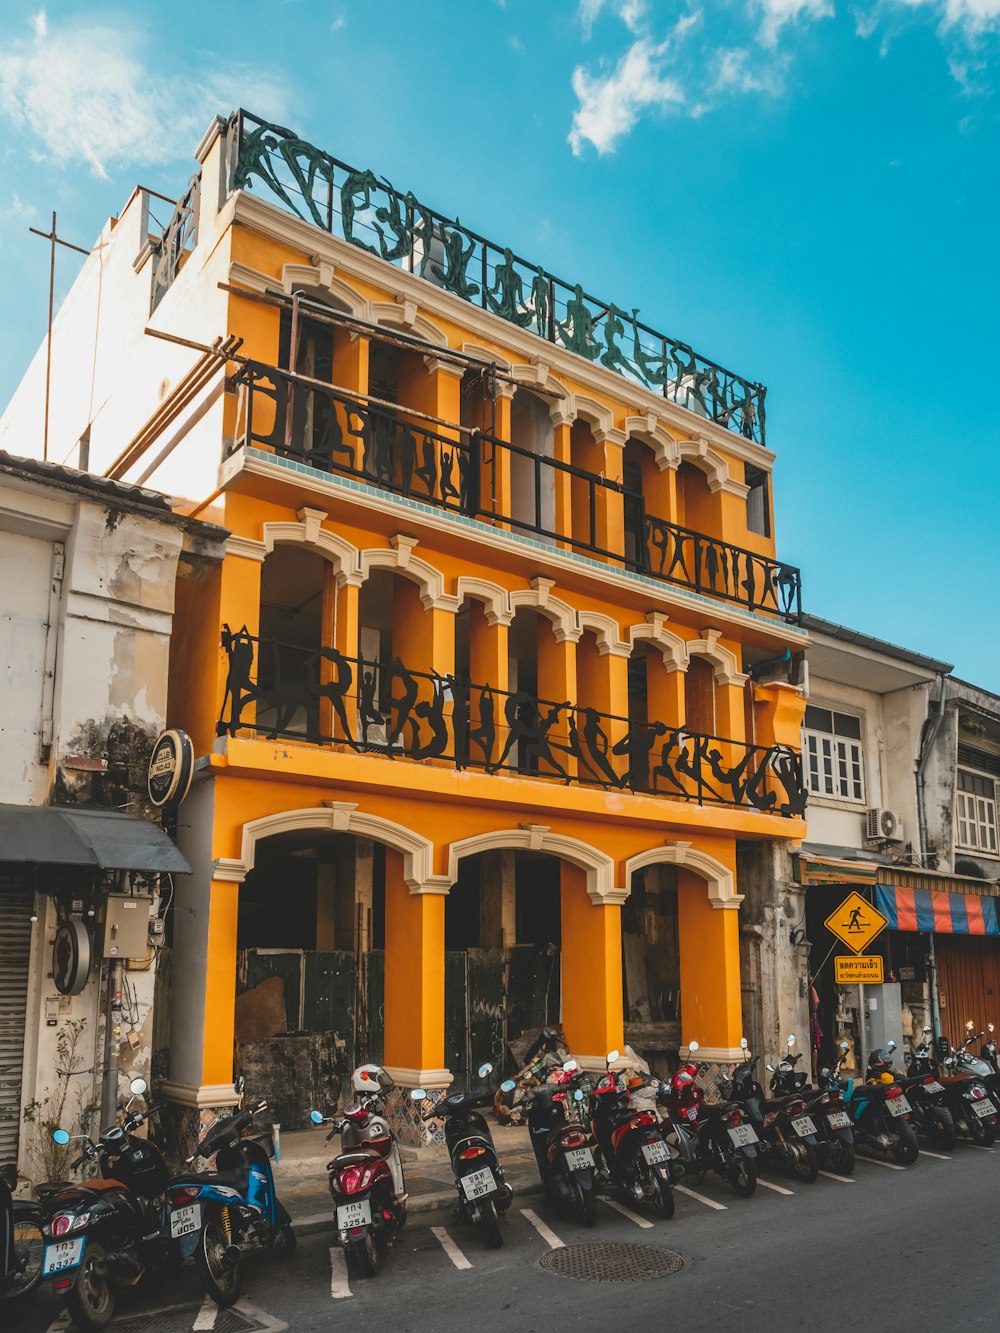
217,630,807,818
230,360,803,623
228,109,767,444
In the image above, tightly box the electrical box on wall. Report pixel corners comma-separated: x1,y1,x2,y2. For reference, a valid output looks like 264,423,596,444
100,894,152,959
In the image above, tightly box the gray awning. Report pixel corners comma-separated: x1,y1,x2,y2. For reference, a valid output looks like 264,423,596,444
0,805,190,874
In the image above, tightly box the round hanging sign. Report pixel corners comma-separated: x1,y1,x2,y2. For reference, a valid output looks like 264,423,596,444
53,917,92,996
147,729,194,808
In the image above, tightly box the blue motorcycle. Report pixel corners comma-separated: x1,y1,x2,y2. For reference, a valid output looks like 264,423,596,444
167,1096,294,1308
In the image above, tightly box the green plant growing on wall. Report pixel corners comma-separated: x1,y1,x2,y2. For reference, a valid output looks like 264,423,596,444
22,1019,98,1183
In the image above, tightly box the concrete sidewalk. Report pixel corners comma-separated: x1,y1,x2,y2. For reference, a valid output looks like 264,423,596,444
273,1123,543,1235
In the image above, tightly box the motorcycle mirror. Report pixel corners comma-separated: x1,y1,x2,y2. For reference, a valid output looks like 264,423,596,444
410,1088,428,1102
766,1063,775,1073
500,1079,516,1093
606,1049,620,1065
840,1041,849,1051
990,1024,996,1033
562,1059,579,1073
129,1077,147,1096
478,1063,493,1079
53,1129,71,1145
574,1089,584,1102
740,1037,748,1049
687,1041,700,1054
966,1020,975,1031
309,1110,324,1125
787,1035,797,1047
886,1040,896,1052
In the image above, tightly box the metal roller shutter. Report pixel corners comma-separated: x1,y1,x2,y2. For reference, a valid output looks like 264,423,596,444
0,875,34,1163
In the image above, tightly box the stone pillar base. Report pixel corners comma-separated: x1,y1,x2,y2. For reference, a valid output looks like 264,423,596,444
382,1076,453,1148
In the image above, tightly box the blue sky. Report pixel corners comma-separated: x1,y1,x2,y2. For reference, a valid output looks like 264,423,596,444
1,1,997,686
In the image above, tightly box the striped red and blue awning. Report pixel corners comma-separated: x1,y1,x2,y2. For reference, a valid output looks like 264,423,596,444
875,884,1000,936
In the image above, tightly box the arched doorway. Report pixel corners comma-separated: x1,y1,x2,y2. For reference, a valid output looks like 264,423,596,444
622,865,680,1076
443,849,562,1085
233,829,387,1128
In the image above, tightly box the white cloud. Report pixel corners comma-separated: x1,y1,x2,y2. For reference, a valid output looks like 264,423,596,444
578,0,649,37
0,15,289,180
757,0,835,48
568,37,685,154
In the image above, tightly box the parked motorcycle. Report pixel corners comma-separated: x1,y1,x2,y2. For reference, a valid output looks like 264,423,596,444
842,1052,919,1164
411,1062,512,1247
956,1022,1000,1103
311,1063,407,1277
167,1091,294,1308
588,1049,674,1218
878,1033,956,1151
514,1058,599,1226
932,1033,998,1147
981,1024,999,1082
494,1027,567,1126
42,1078,174,1329
661,1040,758,1197
730,1036,820,1183
1,1161,44,1302
775,1039,856,1175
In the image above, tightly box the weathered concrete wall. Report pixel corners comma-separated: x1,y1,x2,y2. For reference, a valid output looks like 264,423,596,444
737,840,809,1062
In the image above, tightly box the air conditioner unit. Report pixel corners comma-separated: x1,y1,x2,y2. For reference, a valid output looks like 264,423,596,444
865,808,905,843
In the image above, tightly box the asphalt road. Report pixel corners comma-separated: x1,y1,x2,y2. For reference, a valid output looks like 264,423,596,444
6,1142,999,1333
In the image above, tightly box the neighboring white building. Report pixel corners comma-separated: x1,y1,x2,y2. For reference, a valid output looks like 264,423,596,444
740,614,1000,1073
0,451,225,1184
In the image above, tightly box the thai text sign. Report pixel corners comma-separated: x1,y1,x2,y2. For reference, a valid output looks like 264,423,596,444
835,955,885,985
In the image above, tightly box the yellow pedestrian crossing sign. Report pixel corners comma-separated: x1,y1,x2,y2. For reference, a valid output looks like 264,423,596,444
824,891,888,954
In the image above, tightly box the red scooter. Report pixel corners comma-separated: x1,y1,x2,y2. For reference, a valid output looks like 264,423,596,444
311,1065,407,1278
588,1049,675,1218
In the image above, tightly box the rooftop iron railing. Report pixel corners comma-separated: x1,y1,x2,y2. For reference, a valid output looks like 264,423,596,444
229,359,802,623
227,109,767,444
216,631,807,818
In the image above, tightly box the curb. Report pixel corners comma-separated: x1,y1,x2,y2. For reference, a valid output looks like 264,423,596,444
288,1179,545,1237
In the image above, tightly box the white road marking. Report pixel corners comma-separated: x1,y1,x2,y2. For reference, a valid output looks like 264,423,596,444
600,1197,655,1228
521,1208,564,1248
328,1245,353,1299
918,1149,951,1161
193,1296,218,1330
855,1154,906,1170
675,1184,727,1211
756,1178,794,1195
432,1226,473,1270
964,1144,997,1152
818,1171,855,1183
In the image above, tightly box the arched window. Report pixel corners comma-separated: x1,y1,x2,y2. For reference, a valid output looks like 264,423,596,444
685,656,717,736
509,388,555,540
257,546,326,740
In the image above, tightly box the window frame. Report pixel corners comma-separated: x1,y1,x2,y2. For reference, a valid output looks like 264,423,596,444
955,768,998,855
801,704,866,804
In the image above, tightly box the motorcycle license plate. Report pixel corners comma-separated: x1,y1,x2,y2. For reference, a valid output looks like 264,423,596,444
564,1147,594,1172
337,1198,372,1229
827,1112,851,1130
972,1098,996,1119
922,1081,944,1094
728,1124,758,1148
170,1203,202,1238
642,1140,670,1165
461,1166,497,1200
791,1116,817,1138
42,1238,84,1276
886,1096,911,1117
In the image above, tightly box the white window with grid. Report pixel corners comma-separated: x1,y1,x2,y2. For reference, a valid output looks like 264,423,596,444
956,769,998,854
801,705,865,802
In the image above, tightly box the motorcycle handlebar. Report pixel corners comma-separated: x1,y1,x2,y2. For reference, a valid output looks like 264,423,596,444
70,1153,89,1170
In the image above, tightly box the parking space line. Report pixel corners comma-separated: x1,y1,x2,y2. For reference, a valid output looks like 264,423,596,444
329,1246,353,1299
193,1296,218,1329
818,1171,855,1183
918,1149,951,1161
756,1178,794,1195
432,1226,473,1269
521,1208,565,1248
964,1144,997,1152
600,1197,655,1228
855,1154,906,1170
675,1184,727,1211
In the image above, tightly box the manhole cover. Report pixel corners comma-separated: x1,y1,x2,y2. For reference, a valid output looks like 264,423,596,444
539,1242,685,1283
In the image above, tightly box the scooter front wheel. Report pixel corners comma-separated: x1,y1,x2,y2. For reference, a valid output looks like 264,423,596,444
348,1232,380,1278
7,1207,44,1299
827,1136,855,1175
726,1154,757,1197
65,1240,115,1331
968,1113,996,1147
479,1197,503,1248
195,1209,242,1308
889,1121,920,1164
647,1168,675,1219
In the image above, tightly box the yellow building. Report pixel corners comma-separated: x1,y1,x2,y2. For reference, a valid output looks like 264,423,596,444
0,111,808,1125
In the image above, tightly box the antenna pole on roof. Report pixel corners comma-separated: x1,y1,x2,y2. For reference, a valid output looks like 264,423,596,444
28,211,90,462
